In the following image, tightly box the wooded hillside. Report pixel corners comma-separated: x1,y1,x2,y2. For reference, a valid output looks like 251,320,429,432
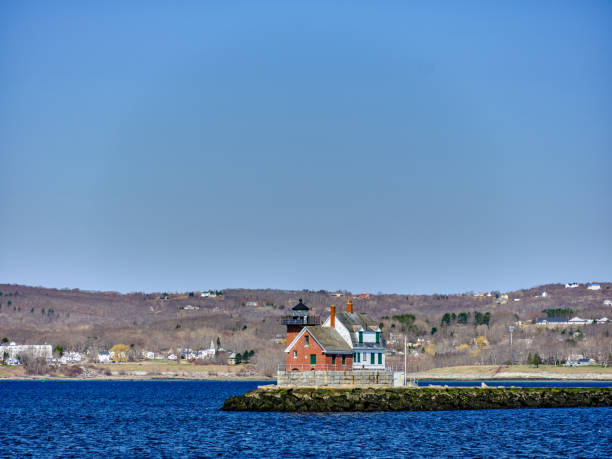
1,282,610,375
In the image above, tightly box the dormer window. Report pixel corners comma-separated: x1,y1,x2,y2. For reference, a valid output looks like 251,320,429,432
376,329,380,344
358,329,363,344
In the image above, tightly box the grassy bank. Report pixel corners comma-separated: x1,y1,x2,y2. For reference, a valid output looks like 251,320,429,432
408,365,612,380
0,360,273,381
2,363,610,381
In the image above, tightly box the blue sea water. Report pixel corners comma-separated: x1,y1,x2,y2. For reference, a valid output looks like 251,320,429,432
0,380,610,458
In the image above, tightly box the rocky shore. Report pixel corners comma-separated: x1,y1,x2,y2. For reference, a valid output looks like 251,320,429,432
221,387,612,412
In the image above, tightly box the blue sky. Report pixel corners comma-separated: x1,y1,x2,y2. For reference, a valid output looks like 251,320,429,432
1,1,610,294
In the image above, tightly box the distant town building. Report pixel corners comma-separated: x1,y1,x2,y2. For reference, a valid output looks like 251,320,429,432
565,283,579,288
97,352,112,363
182,305,200,311
568,317,594,325
536,316,603,326
59,351,82,365
536,317,569,325
587,284,601,291
0,343,52,362
566,357,595,366
246,301,258,307
197,341,217,359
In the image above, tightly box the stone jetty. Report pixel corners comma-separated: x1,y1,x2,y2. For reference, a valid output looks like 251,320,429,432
222,387,612,412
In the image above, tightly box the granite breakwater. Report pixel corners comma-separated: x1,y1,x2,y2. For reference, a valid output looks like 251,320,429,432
221,386,612,412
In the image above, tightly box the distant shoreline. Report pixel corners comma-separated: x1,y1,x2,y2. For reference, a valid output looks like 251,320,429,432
1,377,611,383
407,364,612,381
0,376,274,382
2,364,611,382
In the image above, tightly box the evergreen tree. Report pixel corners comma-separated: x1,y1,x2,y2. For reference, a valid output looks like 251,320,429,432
441,313,452,326
533,353,542,367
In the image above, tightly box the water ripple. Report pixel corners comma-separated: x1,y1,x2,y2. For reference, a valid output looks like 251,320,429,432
0,381,610,458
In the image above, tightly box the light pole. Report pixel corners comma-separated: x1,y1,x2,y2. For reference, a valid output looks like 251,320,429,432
508,326,515,365
404,335,407,387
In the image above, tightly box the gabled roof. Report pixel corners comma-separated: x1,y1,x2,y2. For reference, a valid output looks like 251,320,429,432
334,312,385,349
335,312,379,332
284,326,352,354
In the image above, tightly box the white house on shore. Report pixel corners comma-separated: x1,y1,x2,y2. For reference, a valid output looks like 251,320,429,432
59,351,82,364
197,341,217,359
97,351,112,363
0,343,52,362
536,316,607,326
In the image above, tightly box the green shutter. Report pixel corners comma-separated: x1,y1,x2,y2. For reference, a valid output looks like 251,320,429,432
342,356,346,365
370,353,375,364
378,353,382,364
376,332,380,343
359,331,363,343
332,356,336,365
310,354,316,365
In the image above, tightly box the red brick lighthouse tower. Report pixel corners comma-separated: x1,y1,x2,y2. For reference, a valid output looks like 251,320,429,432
281,299,320,344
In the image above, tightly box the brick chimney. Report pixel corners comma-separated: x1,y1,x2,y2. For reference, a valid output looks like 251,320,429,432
330,305,336,327
346,299,353,314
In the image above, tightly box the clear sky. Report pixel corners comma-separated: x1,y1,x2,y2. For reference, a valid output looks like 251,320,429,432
1,1,610,294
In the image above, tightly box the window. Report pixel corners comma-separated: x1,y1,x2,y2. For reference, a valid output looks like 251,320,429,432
310,354,316,365
304,335,309,347
358,331,363,343
376,332,380,344
342,355,346,365
370,353,375,364
293,350,297,359
332,356,336,365
378,353,382,364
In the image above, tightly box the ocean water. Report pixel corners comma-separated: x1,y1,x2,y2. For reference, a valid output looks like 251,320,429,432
0,380,610,458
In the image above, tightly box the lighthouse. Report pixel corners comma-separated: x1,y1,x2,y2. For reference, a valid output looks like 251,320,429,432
281,299,321,344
